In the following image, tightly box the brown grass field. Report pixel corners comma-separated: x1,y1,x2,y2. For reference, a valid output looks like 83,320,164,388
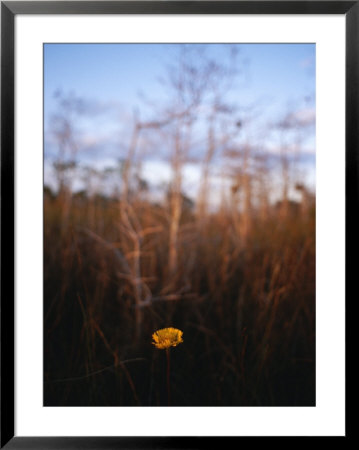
43,188,315,406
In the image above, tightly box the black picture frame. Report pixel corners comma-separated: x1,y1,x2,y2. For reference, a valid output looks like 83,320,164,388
1,1,355,447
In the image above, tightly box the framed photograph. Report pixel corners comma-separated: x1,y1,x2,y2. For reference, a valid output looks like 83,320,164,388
1,1,354,446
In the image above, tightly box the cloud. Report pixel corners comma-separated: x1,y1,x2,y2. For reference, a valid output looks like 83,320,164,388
293,108,316,126
277,107,316,129
299,56,315,70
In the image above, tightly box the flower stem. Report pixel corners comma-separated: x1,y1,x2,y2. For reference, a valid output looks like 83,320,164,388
166,347,171,406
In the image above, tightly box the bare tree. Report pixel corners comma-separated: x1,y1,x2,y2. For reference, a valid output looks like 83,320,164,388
50,92,81,228
118,115,167,340
276,104,315,219
151,45,241,273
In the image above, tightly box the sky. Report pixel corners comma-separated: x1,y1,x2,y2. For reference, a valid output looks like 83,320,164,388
44,43,316,203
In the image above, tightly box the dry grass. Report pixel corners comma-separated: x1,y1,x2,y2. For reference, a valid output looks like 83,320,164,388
44,192,315,406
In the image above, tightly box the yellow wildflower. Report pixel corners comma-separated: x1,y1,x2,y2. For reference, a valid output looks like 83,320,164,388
152,327,183,349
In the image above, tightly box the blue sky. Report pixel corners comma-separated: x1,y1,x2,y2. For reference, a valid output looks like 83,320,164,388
44,43,315,121
44,43,315,201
